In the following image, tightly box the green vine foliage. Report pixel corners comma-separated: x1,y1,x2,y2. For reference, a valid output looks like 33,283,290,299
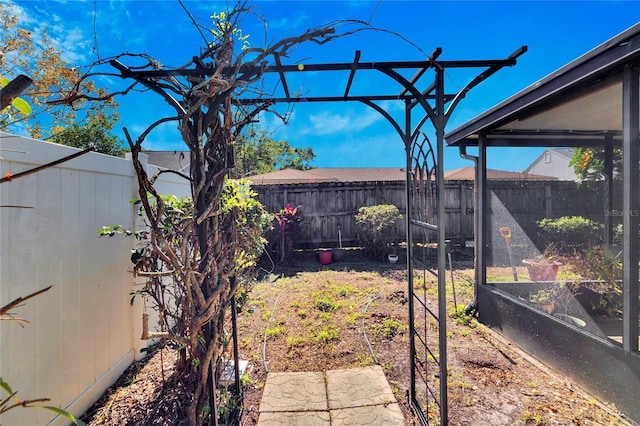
98,177,270,339
221,178,273,274
570,147,623,182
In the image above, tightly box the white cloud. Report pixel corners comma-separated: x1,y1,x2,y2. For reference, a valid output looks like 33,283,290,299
5,1,94,65
55,27,93,64
305,106,384,136
307,111,350,135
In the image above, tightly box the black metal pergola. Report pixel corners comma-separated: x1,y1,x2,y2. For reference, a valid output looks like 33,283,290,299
111,46,526,425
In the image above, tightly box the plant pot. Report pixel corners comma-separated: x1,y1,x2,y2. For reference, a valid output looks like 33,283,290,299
523,259,561,281
530,300,556,314
388,254,399,264
331,248,345,262
318,250,332,265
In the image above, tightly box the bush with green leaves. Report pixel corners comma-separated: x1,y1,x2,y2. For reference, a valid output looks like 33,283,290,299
222,179,273,274
101,178,270,280
98,178,270,378
537,216,603,252
355,204,403,260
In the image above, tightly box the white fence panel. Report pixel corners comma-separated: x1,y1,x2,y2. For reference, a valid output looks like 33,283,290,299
0,133,190,425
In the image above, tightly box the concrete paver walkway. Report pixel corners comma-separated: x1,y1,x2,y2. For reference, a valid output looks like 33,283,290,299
258,365,406,425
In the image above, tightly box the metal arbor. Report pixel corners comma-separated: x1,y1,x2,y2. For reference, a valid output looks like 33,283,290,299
111,46,526,425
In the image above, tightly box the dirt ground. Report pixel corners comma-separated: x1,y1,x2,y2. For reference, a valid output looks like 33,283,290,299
81,249,633,426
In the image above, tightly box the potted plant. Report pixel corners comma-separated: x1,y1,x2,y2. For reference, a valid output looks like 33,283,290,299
528,288,556,314
567,247,623,317
331,247,345,262
387,238,401,264
317,249,332,265
522,257,562,281
522,245,563,281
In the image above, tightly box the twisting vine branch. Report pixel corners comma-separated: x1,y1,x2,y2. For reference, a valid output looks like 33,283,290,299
58,2,374,424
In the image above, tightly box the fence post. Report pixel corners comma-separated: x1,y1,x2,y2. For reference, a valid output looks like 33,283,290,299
545,184,552,217
459,182,467,245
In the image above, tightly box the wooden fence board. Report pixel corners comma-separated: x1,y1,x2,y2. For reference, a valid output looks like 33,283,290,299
253,179,610,250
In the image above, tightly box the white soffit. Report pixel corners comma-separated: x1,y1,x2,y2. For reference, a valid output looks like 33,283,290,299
495,80,636,139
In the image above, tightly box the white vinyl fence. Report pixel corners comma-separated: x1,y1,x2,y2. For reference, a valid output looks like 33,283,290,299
0,133,190,425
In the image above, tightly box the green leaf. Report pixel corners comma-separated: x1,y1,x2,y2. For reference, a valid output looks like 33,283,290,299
41,405,86,426
12,97,31,115
0,377,14,395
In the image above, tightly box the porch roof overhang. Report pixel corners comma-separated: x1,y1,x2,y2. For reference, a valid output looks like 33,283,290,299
445,23,640,148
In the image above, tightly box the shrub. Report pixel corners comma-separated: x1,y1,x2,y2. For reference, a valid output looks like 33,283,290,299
222,179,273,275
272,204,302,263
355,204,403,260
537,216,603,252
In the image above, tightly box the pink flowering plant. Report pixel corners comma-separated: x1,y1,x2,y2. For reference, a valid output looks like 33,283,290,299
274,204,302,262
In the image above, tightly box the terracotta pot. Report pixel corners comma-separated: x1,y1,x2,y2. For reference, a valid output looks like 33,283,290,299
523,259,561,281
318,250,332,265
531,300,556,314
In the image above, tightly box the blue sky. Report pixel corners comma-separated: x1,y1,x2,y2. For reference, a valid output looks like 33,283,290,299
10,0,640,171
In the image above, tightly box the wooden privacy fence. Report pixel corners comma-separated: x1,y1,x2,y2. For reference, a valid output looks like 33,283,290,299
251,180,476,248
251,179,607,249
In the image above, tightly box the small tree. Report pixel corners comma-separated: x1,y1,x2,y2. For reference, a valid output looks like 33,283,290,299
235,126,315,176
49,114,128,157
570,147,623,182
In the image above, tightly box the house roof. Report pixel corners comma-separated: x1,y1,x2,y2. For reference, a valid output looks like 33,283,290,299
444,167,556,181
246,167,407,184
247,166,555,184
142,154,556,184
445,23,640,148
547,148,575,160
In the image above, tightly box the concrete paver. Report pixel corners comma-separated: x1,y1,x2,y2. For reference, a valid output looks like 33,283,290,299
258,366,406,425
257,411,331,425
331,404,405,425
326,366,397,409
259,371,327,412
